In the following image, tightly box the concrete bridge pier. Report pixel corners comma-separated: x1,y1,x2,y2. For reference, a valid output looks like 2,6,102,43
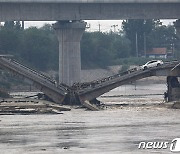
174,19,180,39
167,76,180,102
53,21,86,86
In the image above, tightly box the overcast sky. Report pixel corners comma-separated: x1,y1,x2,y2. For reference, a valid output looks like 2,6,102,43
24,19,176,32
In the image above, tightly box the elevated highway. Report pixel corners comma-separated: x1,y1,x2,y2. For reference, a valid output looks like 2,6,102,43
0,0,180,21
1,0,180,87
0,0,180,109
0,0,179,3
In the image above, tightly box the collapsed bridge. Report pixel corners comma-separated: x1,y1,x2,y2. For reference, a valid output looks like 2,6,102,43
0,56,180,110
0,56,67,104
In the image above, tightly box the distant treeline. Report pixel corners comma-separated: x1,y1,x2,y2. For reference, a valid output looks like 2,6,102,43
0,20,179,71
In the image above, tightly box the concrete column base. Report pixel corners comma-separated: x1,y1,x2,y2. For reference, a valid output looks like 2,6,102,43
53,21,86,86
172,101,180,109
167,76,180,102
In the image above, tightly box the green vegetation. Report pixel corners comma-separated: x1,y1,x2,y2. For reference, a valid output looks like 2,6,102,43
0,23,59,71
119,65,130,73
0,20,178,71
81,32,131,68
0,70,30,90
0,20,179,90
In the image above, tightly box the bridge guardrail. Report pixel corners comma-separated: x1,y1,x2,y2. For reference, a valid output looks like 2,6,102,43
76,61,179,93
0,57,67,93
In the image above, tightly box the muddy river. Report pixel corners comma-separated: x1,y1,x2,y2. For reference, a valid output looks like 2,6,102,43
0,83,180,154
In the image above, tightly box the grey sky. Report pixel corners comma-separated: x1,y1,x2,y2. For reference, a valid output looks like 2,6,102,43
24,19,176,32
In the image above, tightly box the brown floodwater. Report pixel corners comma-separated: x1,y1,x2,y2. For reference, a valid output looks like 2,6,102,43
0,83,180,154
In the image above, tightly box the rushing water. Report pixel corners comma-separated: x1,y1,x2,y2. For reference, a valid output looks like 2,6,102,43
0,83,180,154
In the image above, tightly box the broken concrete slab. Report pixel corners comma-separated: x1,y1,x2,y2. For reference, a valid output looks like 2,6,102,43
81,100,100,111
0,98,71,114
172,101,180,109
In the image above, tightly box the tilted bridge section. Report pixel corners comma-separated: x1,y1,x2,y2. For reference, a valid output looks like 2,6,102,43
0,56,179,108
76,62,180,103
0,57,67,103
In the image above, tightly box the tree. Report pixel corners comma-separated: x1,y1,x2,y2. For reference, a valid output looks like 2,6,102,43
111,35,131,59
0,23,22,55
122,19,161,56
20,27,57,70
14,21,21,30
81,32,132,68
147,25,177,49
4,21,15,29
81,32,113,68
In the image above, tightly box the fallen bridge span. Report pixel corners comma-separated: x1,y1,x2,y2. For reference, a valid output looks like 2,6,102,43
0,56,179,110
0,57,67,104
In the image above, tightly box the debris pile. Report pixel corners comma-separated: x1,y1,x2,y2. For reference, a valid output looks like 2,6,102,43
0,98,71,115
0,88,10,98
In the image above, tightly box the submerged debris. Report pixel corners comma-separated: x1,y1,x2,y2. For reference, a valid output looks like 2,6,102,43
0,98,71,115
81,100,100,111
172,101,180,109
0,88,10,98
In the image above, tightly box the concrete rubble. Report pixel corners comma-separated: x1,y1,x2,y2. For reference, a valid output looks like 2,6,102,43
0,98,71,115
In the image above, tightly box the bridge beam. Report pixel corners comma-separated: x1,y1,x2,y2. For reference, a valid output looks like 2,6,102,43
53,21,86,86
0,3,180,21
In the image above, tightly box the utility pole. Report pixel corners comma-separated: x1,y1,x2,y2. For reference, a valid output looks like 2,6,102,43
22,21,24,30
111,24,118,33
144,32,147,57
172,36,175,58
136,32,138,57
172,43,175,58
98,23,101,32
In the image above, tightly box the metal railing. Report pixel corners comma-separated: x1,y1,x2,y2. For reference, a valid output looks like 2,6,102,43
0,57,67,93
74,61,179,92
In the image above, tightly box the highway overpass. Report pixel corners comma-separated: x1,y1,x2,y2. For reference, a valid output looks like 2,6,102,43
1,0,180,93
0,0,180,21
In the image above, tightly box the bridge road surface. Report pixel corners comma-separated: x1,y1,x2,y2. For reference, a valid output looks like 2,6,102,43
0,57,67,104
0,0,180,21
0,56,179,107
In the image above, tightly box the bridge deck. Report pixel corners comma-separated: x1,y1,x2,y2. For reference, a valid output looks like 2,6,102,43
77,62,180,102
0,1,179,21
0,56,179,106
0,0,179,3
0,57,67,104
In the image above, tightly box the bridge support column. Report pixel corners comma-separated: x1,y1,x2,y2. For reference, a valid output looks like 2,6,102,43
53,21,86,86
174,19,180,39
167,76,180,102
